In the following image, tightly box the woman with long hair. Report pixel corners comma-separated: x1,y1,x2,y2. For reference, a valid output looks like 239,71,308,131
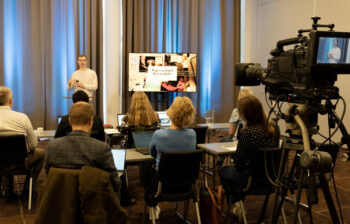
219,95,280,220
122,91,159,127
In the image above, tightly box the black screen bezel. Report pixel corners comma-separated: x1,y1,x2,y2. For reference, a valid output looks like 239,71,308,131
311,31,350,74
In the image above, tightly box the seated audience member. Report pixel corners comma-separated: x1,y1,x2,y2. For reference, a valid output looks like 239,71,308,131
0,86,45,202
118,91,159,148
143,96,197,218
219,95,280,218
55,90,104,142
145,96,197,185
45,102,121,195
221,88,253,142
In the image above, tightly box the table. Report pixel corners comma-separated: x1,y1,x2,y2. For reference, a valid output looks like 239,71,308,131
125,149,154,163
35,130,56,140
197,123,231,142
197,142,237,188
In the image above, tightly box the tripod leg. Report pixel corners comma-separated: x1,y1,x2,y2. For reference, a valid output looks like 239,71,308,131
319,174,340,224
292,169,304,224
291,194,302,224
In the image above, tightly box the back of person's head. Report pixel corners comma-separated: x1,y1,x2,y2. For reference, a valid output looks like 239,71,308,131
238,88,253,100
0,86,12,106
167,96,196,128
124,91,159,126
238,95,275,136
72,90,89,103
69,102,94,126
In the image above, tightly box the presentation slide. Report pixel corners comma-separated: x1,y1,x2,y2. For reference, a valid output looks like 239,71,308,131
129,53,197,92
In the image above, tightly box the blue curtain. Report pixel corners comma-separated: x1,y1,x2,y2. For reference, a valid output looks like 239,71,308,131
122,0,240,122
0,0,103,129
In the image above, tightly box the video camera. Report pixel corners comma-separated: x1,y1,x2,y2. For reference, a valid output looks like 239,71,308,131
235,17,350,102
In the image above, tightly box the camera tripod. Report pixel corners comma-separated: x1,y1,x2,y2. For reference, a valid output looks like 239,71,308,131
268,99,350,224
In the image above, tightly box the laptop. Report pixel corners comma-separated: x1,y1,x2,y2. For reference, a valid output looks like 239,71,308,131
111,149,126,176
132,131,155,155
117,114,125,126
157,111,171,127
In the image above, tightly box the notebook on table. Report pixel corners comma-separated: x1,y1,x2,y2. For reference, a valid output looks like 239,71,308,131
132,131,155,155
111,149,126,176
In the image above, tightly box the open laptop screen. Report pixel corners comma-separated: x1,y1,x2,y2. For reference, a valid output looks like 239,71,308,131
157,111,171,127
132,131,155,148
111,149,126,171
117,114,125,126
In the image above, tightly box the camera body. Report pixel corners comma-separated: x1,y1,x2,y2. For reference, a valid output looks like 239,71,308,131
235,19,350,102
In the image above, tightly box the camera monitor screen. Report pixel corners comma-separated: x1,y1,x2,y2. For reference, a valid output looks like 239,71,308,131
316,37,350,64
128,53,197,92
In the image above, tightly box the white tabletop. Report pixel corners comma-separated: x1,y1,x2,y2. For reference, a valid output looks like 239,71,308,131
35,130,56,139
197,123,231,130
197,142,237,155
104,129,120,135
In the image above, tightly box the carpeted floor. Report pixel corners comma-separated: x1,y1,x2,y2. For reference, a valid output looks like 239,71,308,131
2,132,350,223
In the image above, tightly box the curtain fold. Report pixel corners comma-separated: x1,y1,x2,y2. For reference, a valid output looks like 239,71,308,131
0,0,103,129
122,0,240,122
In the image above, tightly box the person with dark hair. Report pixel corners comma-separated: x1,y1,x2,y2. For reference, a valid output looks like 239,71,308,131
219,95,280,220
67,55,98,99
45,102,121,195
55,90,104,141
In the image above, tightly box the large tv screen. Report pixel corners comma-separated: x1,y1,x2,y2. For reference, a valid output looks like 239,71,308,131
128,53,197,92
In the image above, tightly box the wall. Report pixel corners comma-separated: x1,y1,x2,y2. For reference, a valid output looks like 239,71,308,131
244,0,350,145
103,0,123,126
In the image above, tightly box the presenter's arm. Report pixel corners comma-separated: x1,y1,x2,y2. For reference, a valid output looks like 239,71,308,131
67,74,75,90
83,70,98,91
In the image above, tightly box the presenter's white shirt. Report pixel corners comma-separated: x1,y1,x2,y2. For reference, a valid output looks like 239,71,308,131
0,106,38,151
328,47,341,63
68,68,98,97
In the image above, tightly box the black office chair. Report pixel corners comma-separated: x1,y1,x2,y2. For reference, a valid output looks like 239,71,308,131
143,149,204,224
191,125,208,144
224,149,282,224
0,135,33,210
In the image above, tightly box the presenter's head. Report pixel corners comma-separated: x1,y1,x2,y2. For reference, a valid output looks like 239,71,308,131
77,54,87,70
72,90,89,103
333,39,338,48
167,96,196,128
69,102,94,133
0,86,13,108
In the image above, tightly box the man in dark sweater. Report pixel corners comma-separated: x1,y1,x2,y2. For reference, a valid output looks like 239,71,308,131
45,102,121,193
55,90,104,141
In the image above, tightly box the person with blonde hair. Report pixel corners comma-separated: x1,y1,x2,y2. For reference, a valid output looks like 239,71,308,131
143,96,197,218
122,91,159,127
118,91,159,149
150,96,197,170
219,95,280,220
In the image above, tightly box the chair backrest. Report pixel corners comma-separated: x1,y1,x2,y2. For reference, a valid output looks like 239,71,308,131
0,135,28,165
157,149,204,187
191,126,208,144
249,149,281,190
